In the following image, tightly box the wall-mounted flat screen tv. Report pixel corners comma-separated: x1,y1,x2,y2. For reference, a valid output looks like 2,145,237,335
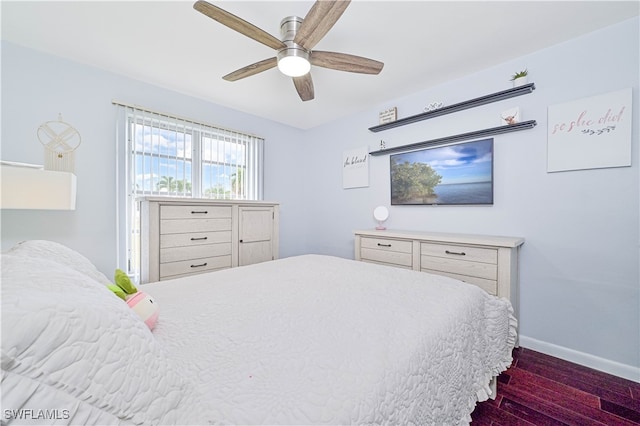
390,138,493,205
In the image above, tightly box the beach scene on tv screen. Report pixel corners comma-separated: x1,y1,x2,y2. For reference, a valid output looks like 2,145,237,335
390,138,493,205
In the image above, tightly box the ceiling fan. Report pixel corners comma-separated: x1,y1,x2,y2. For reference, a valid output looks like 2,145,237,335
193,0,384,102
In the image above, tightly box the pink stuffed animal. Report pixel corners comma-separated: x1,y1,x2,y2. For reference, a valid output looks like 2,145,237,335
109,269,160,330
126,291,159,330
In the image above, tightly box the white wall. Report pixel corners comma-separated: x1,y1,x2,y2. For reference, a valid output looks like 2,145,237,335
0,41,308,273
300,18,640,380
2,17,638,381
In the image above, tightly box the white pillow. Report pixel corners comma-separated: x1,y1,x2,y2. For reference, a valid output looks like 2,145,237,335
1,254,203,425
5,240,112,287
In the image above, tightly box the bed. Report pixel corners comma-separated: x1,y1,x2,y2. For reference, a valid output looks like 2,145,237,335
1,240,516,425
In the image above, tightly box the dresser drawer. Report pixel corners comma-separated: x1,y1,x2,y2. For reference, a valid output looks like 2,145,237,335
421,242,498,282
160,231,232,248
360,237,413,268
421,254,497,280
160,218,232,234
422,269,498,295
361,237,412,253
160,205,232,220
361,249,413,268
160,255,232,279
421,242,497,264
160,243,232,263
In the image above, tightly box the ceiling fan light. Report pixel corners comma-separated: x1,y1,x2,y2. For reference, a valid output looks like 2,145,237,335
277,45,311,77
278,56,311,77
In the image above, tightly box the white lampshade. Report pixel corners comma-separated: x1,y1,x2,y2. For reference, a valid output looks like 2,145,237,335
1,163,77,210
373,206,389,230
277,55,311,77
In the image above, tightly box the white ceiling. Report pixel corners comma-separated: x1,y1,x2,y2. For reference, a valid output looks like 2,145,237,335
2,1,638,129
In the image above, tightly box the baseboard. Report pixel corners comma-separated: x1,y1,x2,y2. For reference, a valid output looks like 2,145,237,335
519,335,640,383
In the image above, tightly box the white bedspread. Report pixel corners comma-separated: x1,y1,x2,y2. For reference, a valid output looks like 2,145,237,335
146,254,516,425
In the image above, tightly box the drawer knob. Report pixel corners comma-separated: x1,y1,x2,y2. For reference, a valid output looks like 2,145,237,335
190,237,208,241
377,243,392,247
190,262,208,268
191,210,208,214
445,250,466,256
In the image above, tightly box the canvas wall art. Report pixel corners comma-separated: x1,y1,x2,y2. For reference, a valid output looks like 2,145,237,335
547,88,632,172
343,147,369,189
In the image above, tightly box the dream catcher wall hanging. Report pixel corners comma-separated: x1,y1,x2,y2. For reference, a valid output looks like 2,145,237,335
37,114,81,173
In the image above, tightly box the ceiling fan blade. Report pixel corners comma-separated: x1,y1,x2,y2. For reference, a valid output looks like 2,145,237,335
194,1,285,51
311,51,384,74
293,74,314,101
294,0,351,50
223,57,278,81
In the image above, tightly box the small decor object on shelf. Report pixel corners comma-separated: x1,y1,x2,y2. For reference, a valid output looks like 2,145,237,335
37,113,81,173
510,69,529,87
373,205,389,230
379,107,397,124
379,140,386,150
424,101,444,112
501,107,520,125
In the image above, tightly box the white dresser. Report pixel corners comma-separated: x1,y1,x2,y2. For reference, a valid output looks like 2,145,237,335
354,229,524,320
141,197,279,283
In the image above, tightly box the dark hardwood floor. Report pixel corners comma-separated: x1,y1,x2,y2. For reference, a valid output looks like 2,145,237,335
471,347,640,425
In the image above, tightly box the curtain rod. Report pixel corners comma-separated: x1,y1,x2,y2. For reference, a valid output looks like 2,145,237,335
111,99,263,139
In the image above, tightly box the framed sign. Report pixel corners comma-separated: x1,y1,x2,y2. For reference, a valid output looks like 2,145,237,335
547,88,632,172
379,107,397,124
343,147,369,189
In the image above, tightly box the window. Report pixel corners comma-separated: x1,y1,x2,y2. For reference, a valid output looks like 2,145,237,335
115,103,264,281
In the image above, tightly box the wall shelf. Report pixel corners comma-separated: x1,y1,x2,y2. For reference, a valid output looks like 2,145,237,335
369,120,537,156
0,162,77,210
369,83,536,132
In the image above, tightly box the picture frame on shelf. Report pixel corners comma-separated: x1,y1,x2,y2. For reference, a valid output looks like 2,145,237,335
379,107,397,124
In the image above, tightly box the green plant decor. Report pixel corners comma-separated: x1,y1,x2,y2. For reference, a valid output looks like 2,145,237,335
510,69,528,81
